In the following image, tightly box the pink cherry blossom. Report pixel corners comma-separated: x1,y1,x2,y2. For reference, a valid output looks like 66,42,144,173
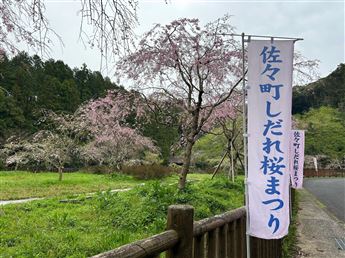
117,15,243,188
76,90,157,168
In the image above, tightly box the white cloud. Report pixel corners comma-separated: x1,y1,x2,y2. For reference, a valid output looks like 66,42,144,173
42,1,344,78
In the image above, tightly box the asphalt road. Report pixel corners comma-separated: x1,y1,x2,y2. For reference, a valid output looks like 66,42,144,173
303,178,345,222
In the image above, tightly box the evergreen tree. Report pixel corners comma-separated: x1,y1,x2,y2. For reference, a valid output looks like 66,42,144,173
0,90,25,140
0,53,120,138
293,64,345,114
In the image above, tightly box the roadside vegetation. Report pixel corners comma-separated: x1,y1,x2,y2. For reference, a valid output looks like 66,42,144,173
282,190,300,258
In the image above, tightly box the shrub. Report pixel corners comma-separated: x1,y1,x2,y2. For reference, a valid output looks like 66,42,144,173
195,161,209,170
122,164,174,179
82,166,115,174
142,151,162,164
0,158,6,170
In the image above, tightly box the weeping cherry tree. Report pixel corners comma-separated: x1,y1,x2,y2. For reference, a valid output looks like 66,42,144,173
117,15,243,189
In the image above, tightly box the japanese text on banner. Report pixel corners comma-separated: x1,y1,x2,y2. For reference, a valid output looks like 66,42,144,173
248,40,294,239
290,130,305,189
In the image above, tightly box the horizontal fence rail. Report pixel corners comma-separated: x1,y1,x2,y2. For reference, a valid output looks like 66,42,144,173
92,230,179,258
91,199,289,258
304,169,345,178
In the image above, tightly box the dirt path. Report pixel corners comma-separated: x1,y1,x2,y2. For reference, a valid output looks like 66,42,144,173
296,188,345,257
0,187,134,206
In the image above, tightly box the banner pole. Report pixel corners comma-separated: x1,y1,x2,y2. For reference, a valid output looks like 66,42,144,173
241,32,251,258
223,33,303,41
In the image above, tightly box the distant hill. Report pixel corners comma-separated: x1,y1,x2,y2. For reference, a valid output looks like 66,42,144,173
292,64,345,114
0,52,178,162
0,52,121,142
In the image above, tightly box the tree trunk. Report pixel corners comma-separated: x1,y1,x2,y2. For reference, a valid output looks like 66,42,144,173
58,167,63,181
233,144,245,171
178,140,194,189
211,149,228,179
227,145,235,182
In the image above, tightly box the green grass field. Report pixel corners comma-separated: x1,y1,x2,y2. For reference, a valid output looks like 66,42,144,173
0,174,245,257
0,171,146,200
0,171,216,200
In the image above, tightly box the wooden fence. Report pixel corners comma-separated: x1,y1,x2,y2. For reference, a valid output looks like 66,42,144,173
304,169,345,178
92,206,283,258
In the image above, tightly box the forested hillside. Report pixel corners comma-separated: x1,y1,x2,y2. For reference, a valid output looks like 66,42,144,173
0,53,179,166
293,63,345,168
292,63,345,114
295,107,345,159
0,52,121,142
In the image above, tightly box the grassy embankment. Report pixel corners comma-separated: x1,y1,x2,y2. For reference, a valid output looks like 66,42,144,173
0,172,245,257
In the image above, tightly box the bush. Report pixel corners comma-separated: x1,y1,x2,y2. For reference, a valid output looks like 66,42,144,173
82,166,115,174
142,151,162,164
95,176,244,232
122,164,174,179
0,158,6,170
195,161,209,170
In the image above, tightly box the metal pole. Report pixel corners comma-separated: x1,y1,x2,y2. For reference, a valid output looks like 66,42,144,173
223,33,303,41
241,32,250,258
289,183,292,220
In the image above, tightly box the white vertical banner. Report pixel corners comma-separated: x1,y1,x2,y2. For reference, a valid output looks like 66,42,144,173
247,40,294,239
290,130,305,189
313,157,318,172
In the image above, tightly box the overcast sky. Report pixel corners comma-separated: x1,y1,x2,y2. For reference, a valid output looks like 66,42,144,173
43,0,344,80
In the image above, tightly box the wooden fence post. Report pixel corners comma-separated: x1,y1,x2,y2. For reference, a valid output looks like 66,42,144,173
236,218,243,258
219,225,227,258
166,205,194,258
207,230,217,258
227,220,236,257
193,234,205,258
242,216,247,258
